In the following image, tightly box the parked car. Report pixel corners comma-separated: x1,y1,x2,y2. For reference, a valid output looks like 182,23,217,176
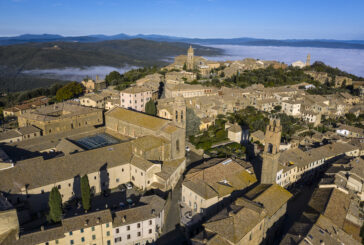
126,198,134,207
126,182,133,190
118,184,126,192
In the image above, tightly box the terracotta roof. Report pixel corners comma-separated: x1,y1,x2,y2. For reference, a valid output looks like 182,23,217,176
228,124,242,133
130,155,156,171
106,107,170,132
14,226,64,245
113,195,165,227
204,206,264,243
62,209,112,232
0,142,132,192
253,184,292,217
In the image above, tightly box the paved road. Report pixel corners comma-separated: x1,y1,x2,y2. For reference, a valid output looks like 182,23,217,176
276,182,318,244
157,153,203,244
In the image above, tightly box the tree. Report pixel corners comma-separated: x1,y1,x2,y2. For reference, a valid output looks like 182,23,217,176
183,62,187,71
81,175,91,211
274,105,282,112
48,187,62,223
105,71,122,85
145,99,157,116
186,108,200,136
56,82,84,102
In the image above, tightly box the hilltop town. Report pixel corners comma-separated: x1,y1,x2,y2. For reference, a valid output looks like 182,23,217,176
0,46,363,245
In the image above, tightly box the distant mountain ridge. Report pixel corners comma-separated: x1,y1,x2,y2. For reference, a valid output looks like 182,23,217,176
1,33,364,49
0,38,220,91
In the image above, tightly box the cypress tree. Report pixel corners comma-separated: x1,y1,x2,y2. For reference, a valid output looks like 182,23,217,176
48,187,62,223
145,99,157,116
81,175,91,211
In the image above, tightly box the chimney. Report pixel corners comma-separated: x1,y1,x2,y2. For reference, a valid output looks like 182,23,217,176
85,219,89,226
151,209,155,215
122,215,126,223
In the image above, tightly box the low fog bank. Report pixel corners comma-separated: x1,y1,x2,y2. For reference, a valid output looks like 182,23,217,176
204,45,364,77
22,65,138,81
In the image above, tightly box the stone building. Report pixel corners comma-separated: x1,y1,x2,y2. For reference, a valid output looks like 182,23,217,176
2,96,49,118
79,93,107,109
164,83,217,98
191,184,292,245
81,76,107,93
157,96,186,129
187,45,194,70
227,124,243,143
119,86,154,112
181,158,256,222
105,107,185,160
17,102,103,136
0,125,41,143
261,118,282,184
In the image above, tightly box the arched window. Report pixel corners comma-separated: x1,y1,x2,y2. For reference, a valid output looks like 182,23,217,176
176,140,180,152
194,202,197,212
268,143,273,153
175,110,178,121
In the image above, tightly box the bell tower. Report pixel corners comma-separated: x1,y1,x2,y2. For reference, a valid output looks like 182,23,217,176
306,53,311,67
261,117,282,184
172,96,186,129
187,45,194,70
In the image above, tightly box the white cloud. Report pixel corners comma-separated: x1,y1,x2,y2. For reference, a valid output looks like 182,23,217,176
22,66,138,81
204,45,364,77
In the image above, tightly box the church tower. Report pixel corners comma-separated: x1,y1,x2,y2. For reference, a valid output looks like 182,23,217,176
186,45,194,70
261,117,282,184
306,53,311,67
172,96,186,129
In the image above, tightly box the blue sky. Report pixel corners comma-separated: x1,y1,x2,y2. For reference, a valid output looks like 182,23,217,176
1,0,364,39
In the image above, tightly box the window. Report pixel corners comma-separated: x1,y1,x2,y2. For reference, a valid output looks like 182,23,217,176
81,237,85,242
41,190,44,194
106,223,109,228
80,229,84,233
137,223,141,228
127,226,130,231
70,240,74,245
116,228,119,233
58,185,61,189
68,183,71,187
94,176,96,180
115,237,122,242
149,220,152,225
69,231,73,236
149,229,152,234
91,227,95,231
127,234,131,239
116,178,119,183
141,172,143,176
55,240,59,244
45,243,49,245
137,232,141,237
92,235,96,240
176,140,180,152
122,168,124,172
107,241,111,245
